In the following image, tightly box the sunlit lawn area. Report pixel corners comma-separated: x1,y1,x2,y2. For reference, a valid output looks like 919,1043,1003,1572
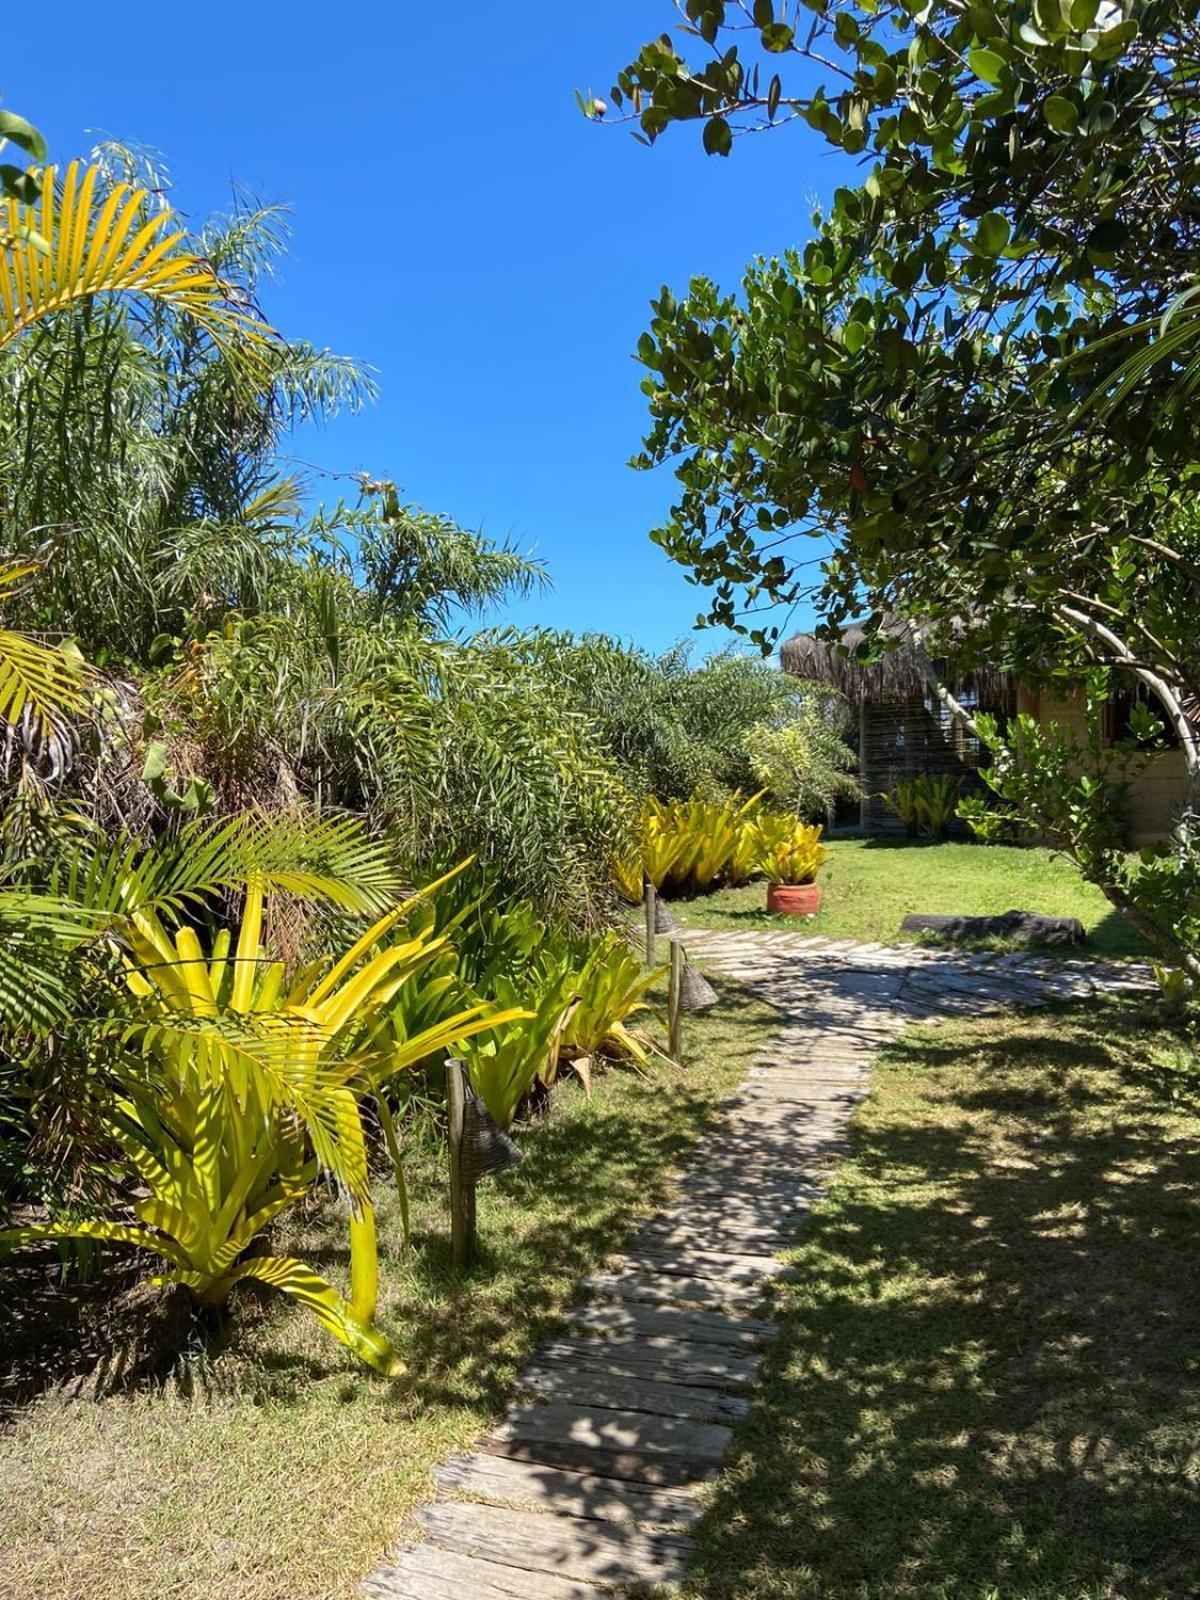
672,837,1151,959
691,999,1200,1600
0,978,776,1600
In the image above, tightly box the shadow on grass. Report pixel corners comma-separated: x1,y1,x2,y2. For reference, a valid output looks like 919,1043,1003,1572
690,1004,1200,1600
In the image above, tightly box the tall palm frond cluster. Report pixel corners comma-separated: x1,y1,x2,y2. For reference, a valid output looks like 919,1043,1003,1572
0,126,820,1372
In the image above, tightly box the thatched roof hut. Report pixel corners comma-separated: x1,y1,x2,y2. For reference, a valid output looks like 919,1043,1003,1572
780,620,1015,830
780,619,1012,708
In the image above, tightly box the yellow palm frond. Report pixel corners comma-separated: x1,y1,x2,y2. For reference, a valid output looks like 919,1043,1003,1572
0,563,89,733
0,161,274,358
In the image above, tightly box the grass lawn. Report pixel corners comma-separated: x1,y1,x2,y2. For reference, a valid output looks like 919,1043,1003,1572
690,999,1200,1600
672,837,1151,959
0,977,777,1600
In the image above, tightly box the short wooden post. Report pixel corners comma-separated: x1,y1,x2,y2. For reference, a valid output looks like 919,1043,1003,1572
643,878,657,966
668,938,684,1062
446,1057,475,1269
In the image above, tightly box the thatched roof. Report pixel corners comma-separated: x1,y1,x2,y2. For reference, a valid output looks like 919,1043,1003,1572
781,620,1013,707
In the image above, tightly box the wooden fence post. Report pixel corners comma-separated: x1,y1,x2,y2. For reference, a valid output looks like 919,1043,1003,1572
643,878,657,966
668,938,683,1062
446,1056,475,1269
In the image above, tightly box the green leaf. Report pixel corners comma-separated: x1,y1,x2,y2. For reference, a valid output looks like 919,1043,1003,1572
968,47,1007,85
843,320,869,354
1089,16,1138,58
0,112,47,163
974,211,1011,254
1043,95,1079,133
703,116,734,156
761,22,795,50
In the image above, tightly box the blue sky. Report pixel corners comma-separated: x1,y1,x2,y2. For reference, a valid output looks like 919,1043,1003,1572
11,3,845,653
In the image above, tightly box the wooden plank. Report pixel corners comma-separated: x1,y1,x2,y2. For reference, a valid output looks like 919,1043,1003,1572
658,1205,809,1236
583,1268,765,1310
634,1217,802,1258
485,1402,732,1487
435,1452,702,1529
364,1542,604,1600
415,1501,694,1586
517,1362,750,1422
491,1402,733,1462
616,1244,784,1283
569,1299,774,1350
531,1336,761,1392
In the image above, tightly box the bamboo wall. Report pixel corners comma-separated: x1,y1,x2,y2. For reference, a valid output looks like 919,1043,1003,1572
857,696,993,829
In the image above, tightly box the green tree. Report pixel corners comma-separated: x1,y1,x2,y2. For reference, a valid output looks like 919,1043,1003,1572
601,1,1200,977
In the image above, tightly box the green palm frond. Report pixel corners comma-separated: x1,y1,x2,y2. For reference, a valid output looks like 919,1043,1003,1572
57,810,402,924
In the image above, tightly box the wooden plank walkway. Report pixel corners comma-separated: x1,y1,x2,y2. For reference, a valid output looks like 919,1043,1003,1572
363,930,1152,1599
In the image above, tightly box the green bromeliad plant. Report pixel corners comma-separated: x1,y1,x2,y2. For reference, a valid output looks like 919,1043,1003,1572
884,774,964,839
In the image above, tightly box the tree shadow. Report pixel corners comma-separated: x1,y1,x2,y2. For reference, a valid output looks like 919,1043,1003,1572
690,1012,1200,1600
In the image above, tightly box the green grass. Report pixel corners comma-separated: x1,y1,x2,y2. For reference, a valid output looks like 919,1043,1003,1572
0,978,777,1600
672,837,1150,959
688,999,1200,1600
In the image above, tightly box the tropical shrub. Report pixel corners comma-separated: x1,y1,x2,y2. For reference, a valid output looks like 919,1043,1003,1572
555,933,664,1074
749,816,829,887
461,967,573,1132
745,681,860,820
0,860,516,1372
885,774,963,839
528,635,820,802
634,792,763,897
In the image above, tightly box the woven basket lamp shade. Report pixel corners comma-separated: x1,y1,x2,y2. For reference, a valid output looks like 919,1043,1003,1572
460,1088,523,1183
679,959,718,1011
654,898,679,934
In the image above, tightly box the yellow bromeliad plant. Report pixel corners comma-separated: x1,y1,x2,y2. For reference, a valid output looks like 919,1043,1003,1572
750,815,830,885
2,869,520,1374
618,792,764,899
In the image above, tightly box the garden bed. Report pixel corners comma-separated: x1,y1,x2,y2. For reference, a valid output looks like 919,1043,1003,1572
0,978,777,1600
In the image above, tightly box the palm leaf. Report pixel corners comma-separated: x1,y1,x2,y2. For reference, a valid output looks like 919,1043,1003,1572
0,562,90,733
212,1255,405,1376
0,161,273,359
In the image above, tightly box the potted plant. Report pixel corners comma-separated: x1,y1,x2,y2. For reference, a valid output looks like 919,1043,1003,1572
754,817,831,916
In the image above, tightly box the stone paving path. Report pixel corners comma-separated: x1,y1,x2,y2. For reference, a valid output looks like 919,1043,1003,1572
363,930,1152,1599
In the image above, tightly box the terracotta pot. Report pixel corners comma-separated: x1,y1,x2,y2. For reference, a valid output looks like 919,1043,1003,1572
766,882,822,917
